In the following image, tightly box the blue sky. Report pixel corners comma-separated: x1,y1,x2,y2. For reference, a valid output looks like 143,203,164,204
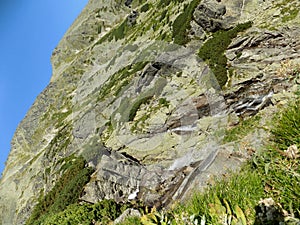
0,0,88,176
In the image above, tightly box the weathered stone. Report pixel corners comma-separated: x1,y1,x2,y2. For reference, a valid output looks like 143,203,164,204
193,0,226,32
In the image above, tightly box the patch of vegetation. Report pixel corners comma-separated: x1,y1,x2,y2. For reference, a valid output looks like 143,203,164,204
56,153,77,173
159,9,168,21
223,114,261,143
121,216,143,225
129,96,153,121
40,200,132,225
110,19,128,41
271,99,300,150
94,19,131,46
172,0,201,45
183,168,263,223
158,0,172,8
140,3,150,13
46,124,72,159
198,22,252,87
275,0,299,23
283,10,299,22
97,62,148,101
158,98,170,108
26,156,94,225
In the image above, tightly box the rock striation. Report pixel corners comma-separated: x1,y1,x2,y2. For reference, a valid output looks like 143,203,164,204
0,0,300,224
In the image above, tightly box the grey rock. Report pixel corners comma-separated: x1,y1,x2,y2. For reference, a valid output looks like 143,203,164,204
193,0,226,32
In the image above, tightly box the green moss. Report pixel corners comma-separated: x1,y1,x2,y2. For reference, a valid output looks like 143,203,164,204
172,0,201,45
198,22,252,87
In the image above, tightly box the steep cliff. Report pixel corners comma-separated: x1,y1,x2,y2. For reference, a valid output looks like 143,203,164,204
1,0,299,224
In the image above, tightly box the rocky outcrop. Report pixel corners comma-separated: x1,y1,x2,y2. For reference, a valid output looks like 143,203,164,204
1,0,300,224
193,0,227,32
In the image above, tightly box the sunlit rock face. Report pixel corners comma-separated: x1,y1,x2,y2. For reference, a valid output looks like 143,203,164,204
1,0,300,224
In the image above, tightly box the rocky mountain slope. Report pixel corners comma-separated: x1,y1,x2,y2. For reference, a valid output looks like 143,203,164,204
1,0,299,224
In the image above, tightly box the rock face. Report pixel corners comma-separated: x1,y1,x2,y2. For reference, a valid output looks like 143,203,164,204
1,0,300,224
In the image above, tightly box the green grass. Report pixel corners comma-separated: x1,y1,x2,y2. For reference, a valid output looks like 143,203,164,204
282,8,299,22
97,62,147,101
198,22,252,87
183,168,264,224
270,99,300,150
223,115,261,143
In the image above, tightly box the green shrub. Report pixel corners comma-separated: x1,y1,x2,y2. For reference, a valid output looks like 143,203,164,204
26,156,94,225
140,3,150,13
158,98,170,107
42,200,132,225
172,0,200,45
198,22,252,87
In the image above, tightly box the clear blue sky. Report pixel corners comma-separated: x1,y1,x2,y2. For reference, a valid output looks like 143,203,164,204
0,0,88,176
